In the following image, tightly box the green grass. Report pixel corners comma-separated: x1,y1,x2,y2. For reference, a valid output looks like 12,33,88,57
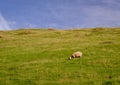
0,28,120,85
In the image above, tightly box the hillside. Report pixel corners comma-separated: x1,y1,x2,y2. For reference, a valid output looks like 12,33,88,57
0,28,120,85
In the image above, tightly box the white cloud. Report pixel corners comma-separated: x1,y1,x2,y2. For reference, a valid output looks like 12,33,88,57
81,5,120,27
24,23,37,28
47,23,59,28
0,13,11,30
101,0,120,5
8,21,17,25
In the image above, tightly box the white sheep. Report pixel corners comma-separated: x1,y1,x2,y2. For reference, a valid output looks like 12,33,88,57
69,51,82,60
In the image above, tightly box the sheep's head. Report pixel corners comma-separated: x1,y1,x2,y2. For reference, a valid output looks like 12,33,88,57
68,56,72,60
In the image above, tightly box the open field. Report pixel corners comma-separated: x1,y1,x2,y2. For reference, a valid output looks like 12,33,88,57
0,28,120,85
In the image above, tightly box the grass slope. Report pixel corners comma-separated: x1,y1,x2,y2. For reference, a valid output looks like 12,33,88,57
0,28,120,85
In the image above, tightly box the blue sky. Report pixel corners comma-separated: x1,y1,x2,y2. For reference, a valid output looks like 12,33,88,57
0,0,120,30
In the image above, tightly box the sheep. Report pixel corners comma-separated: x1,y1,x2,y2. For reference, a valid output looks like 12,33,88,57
69,51,82,60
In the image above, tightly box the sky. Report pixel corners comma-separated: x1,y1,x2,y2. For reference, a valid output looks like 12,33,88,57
0,0,120,30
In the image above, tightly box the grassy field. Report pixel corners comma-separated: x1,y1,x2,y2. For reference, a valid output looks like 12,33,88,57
0,28,120,85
